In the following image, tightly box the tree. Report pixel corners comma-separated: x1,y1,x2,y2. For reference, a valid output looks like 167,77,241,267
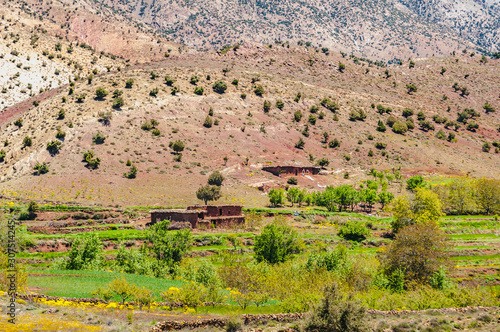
23,136,32,148
124,165,138,179
263,100,271,112
254,223,301,264
196,185,221,204
203,115,213,128
474,179,500,215
389,188,444,233
376,120,386,132
268,188,285,207
406,175,426,191
109,278,137,305
378,191,394,209
65,233,103,270
208,171,224,186
254,85,265,96
303,282,369,332
147,219,192,266
483,102,495,113
83,150,100,170
295,137,305,149
46,140,62,155
33,162,49,175
338,62,345,72
169,140,185,154
286,187,302,206
213,81,227,94
316,158,329,167
381,222,451,286
95,87,108,99
113,97,124,108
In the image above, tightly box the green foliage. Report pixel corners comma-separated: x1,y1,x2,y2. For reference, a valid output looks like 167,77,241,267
92,131,106,144
112,97,124,108
406,175,426,191
303,282,369,332
33,162,49,175
0,150,5,163
295,137,305,149
95,87,108,99
125,79,134,88
320,98,339,112
376,120,386,132
390,188,444,233
254,223,301,264
338,221,370,242
149,87,159,97
419,120,435,131
213,81,228,93
349,109,366,121
316,158,329,167
294,110,303,122
14,118,23,127
169,140,185,153
57,109,65,119
254,85,265,96
109,278,137,304
60,233,103,270
203,115,213,128
328,138,340,148
190,75,199,85
46,140,62,154
268,188,286,207
338,62,346,72
196,184,222,204
275,100,284,110
124,165,138,179
208,171,224,186
392,121,408,134
98,111,112,125
483,102,495,113
382,222,451,286
287,177,298,185
55,128,66,139
406,83,417,94
263,100,271,113
164,76,175,86
308,114,317,125
402,108,414,118
316,185,359,212
147,219,192,266
194,86,204,95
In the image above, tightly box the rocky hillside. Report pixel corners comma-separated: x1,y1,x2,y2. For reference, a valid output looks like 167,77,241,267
97,0,499,59
0,43,498,207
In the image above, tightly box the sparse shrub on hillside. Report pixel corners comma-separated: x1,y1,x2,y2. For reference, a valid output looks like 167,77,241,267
149,87,159,97
14,118,22,127
328,138,340,148
152,129,161,136
83,150,100,169
113,97,124,108
440,67,447,75
294,92,302,102
76,94,86,103
275,100,284,110
466,121,478,131
125,79,134,88
124,165,138,179
169,140,185,154
254,85,265,96
419,120,435,131
320,98,339,112
194,86,204,95
417,111,426,121
57,109,65,119
294,110,303,122
310,105,319,113
447,132,456,142
483,102,495,113
87,75,93,84
92,131,106,144
338,62,345,72
56,128,66,139
171,86,179,95
150,71,159,80
436,129,446,140
95,87,108,99
316,158,329,167
203,115,213,128
308,115,317,125
231,79,238,86
376,120,386,132
240,93,247,99
287,177,298,185
386,116,397,128
0,150,5,163
196,184,222,204
392,121,408,134
98,111,112,126
295,137,305,149
375,142,387,150
213,81,227,94
407,119,415,131
406,83,417,94
482,142,491,152
376,105,392,114
33,162,49,175
22,136,32,148
368,149,374,157
190,75,199,85
402,108,413,118
322,132,329,143
263,100,271,113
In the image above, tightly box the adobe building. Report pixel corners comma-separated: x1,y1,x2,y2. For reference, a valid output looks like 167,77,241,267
149,204,245,229
262,165,321,177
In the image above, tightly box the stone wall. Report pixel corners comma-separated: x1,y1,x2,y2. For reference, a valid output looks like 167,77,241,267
188,205,242,217
149,210,200,228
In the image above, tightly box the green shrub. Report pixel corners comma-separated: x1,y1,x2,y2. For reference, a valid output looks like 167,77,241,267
14,118,23,127
213,81,227,94
112,97,124,108
95,87,107,99
82,150,101,169
275,100,284,110
320,98,339,112
46,140,62,154
194,86,204,95
57,109,65,119
254,85,265,96
33,162,49,175
316,158,329,167
56,128,66,139
338,221,370,242
165,76,175,86
294,110,303,122
125,79,134,88
208,171,224,186
124,165,138,179
392,121,408,134
254,223,301,264
149,88,159,97
92,131,105,144
152,129,161,136
203,115,213,128
287,177,298,185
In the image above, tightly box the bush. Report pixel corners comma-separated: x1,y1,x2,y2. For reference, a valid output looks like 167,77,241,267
402,108,413,118
263,100,271,113
169,140,185,153
57,109,65,119
83,150,101,169
382,222,451,286
287,177,298,185
294,110,303,122
406,175,426,191
0,150,5,162
254,223,301,264
92,131,106,144
386,115,397,127
190,75,199,85
95,87,108,99
466,121,479,131
194,86,204,95
149,88,159,97
125,79,134,88
62,233,103,270
295,137,305,149
203,115,213,128
56,128,66,139
152,129,161,136
124,165,138,179
376,120,386,132
328,138,340,148
213,81,227,93
112,97,124,108
338,221,370,242
46,140,62,154
254,85,265,96
320,98,339,112
14,118,23,127
375,142,387,150
419,120,435,131
165,76,175,86
208,171,224,186
303,282,369,332
392,121,408,134
98,111,112,125
268,188,286,207
34,162,49,175
147,219,192,266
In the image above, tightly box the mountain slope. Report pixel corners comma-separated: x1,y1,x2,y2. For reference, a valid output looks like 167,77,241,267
0,43,498,207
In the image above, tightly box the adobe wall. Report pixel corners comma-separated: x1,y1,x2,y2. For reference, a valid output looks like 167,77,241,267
188,205,242,217
150,210,200,228
206,216,245,228
262,166,320,177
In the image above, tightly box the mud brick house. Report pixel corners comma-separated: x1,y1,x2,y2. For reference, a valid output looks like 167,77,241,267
262,165,321,177
149,205,245,229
